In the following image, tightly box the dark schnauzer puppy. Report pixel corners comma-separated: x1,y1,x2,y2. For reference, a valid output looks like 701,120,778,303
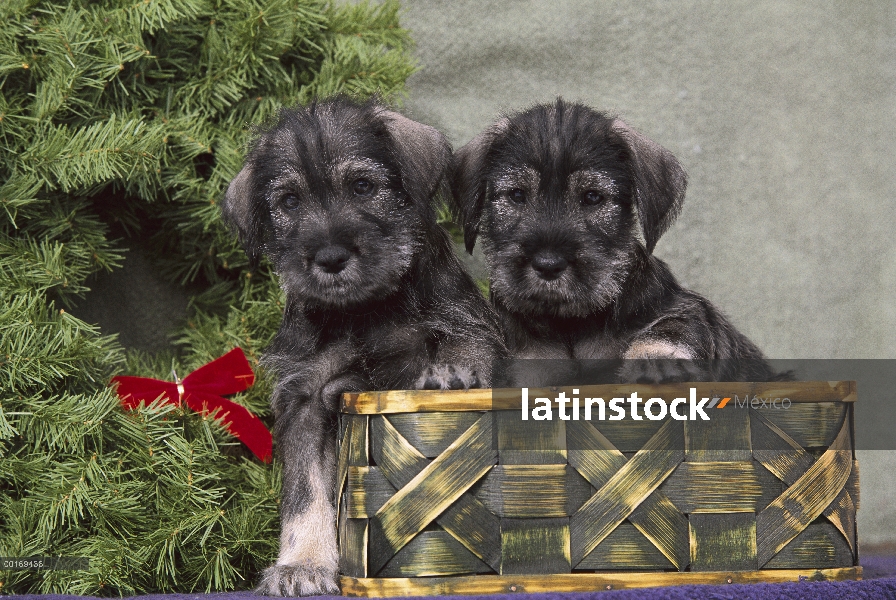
222,97,504,596
451,99,773,383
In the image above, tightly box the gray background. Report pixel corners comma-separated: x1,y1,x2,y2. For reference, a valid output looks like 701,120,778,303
76,1,896,547
396,0,896,546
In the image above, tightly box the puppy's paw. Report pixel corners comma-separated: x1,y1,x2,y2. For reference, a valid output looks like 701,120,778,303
617,359,706,384
267,477,339,597
256,563,339,597
619,339,703,383
416,364,481,390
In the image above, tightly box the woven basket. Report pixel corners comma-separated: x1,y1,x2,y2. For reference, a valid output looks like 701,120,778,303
336,381,860,596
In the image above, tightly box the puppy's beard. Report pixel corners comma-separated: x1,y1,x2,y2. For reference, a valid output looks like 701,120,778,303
486,240,634,318
278,242,417,309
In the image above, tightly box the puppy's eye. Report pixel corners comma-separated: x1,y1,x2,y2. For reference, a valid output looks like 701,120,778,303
281,193,301,210
582,190,606,206
352,178,375,196
507,188,526,204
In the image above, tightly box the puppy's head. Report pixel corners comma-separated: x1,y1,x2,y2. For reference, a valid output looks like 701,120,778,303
222,97,450,309
451,99,686,318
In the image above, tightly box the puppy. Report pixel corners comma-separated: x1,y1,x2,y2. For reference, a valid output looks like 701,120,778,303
222,97,505,596
451,99,774,383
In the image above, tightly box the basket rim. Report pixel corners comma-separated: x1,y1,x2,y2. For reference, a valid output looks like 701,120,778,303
341,380,857,414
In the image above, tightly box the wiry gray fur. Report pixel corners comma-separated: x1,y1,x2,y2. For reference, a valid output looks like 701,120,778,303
222,97,505,596
451,99,777,383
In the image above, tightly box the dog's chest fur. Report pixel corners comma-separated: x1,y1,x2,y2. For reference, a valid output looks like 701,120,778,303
493,245,684,359
296,303,434,386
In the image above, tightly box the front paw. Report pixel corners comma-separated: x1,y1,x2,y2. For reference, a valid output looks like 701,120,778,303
617,358,705,384
256,563,339,597
618,339,704,383
416,364,481,390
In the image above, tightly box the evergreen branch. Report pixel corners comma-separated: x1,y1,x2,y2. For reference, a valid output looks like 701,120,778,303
0,292,123,393
0,174,44,228
17,114,166,195
4,388,119,455
0,195,124,302
304,31,416,101
0,399,18,453
326,0,411,51
90,0,206,38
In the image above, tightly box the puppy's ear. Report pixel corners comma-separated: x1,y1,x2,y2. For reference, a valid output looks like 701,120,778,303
451,118,509,254
612,120,687,254
221,165,264,265
380,111,452,203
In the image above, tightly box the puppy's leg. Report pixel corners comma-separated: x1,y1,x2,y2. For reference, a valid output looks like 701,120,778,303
257,344,368,596
257,395,339,597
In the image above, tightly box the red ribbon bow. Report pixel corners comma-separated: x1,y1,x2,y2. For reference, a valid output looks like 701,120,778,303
111,348,272,463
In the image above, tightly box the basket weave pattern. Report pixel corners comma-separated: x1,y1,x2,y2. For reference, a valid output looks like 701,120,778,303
336,383,858,580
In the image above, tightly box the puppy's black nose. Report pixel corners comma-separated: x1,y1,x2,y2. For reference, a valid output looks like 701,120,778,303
314,245,352,273
531,251,568,280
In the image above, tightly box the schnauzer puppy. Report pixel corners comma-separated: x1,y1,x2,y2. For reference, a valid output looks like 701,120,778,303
451,99,773,383
222,97,504,596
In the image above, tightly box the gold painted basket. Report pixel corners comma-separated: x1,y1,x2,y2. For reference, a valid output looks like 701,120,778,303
336,381,860,596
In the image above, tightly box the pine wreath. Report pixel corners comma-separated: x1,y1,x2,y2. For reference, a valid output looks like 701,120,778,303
0,0,416,594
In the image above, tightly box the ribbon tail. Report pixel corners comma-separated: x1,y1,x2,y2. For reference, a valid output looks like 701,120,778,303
185,392,273,463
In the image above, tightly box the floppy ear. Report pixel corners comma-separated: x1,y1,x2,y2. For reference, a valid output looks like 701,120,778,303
379,110,452,204
450,118,509,254
612,120,687,254
221,165,264,265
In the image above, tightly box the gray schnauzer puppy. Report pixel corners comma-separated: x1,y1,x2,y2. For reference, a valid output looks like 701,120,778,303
451,99,773,382
222,97,504,596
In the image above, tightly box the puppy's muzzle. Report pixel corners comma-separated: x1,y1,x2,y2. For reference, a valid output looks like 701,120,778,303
531,250,569,281
314,245,353,274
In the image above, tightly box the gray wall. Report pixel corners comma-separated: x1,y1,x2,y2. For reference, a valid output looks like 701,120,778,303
397,0,896,545
401,0,896,360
